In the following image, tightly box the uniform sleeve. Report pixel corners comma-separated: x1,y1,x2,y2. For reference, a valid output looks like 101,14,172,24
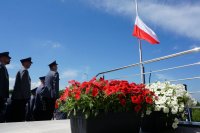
53,72,59,98
53,72,59,90
52,73,56,90
0,65,6,90
21,70,30,94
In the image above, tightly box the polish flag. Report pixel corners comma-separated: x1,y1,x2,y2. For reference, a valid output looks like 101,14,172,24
133,16,160,44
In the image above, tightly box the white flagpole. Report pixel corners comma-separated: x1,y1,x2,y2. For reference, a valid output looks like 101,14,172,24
134,0,146,84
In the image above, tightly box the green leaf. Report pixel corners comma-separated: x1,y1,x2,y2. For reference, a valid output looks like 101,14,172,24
73,109,76,116
67,111,71,117
89,103,93,109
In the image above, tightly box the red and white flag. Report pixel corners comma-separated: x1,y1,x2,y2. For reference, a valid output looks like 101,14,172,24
133,16,160,44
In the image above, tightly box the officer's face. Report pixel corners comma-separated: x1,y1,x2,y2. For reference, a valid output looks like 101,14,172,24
51,65,58,71
0,56,10,65
5,57,11,65
23,61,32,69
41,80,45,85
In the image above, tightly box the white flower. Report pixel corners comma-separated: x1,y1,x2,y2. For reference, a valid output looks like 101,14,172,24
163,107,169,113
172,122,178,129
172,118,179,129
179,102,184,107
146,81,197,116
171,100,178,105
156,96,167,105
165,89,173,96
155,105,162,111
179,107,184,112
155,91,161,95
167,101,173,108
171,107,178,114
174,118,179,124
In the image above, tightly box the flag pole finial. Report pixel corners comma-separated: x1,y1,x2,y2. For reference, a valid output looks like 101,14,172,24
135,0,139,16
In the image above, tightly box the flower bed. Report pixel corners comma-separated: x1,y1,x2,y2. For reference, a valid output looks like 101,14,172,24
142,81,197,132
56,77,156,133
56,79,197,133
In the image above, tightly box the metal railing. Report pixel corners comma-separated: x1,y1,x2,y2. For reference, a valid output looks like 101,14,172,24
111,62,200,80
96,47,200,77
95,47,200,126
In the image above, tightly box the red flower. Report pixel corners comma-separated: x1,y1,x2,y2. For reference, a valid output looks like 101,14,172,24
75,93,81,100
73,90,81,100
134,104,142,112
118,94,124,99
146,96,153,104
55,100,59,109
120,99,126,106
85,87,90,94
89,77,96,83
58,78,156,115
68,80,76,84
131,96,142,104
132,88,141,94
81,82,89,88
118,94,126,106
105,88,112,96
60,88,70,101
99,77,104,81
92,88,99,97
143,89,151,96
68,80,80,86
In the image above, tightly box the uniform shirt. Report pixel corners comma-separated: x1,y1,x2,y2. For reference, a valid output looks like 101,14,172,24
0,62,9,98
11,67,31,100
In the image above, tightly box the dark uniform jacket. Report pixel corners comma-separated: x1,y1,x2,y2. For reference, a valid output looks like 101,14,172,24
34,85,46,111
11,69,31,100
0,62,9,99
43,71,59,99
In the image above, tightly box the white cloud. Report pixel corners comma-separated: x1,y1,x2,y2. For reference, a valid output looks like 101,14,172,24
6,63,19,70
86,0,200,40
155,73,173,81
60,66,91,81
6,64,15,69
52,43,61,48
42,40,62,49
31,81,41,89
9,77,15,90
61,69,79,79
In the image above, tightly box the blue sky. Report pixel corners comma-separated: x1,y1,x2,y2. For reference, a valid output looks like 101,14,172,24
0,0,200,100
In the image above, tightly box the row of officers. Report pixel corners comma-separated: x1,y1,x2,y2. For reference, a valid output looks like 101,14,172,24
0,52,60,122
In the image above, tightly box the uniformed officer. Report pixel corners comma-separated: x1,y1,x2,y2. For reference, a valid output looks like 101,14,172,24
26,88,37,121
0,52,11,123
43,61,59,120
10,57,32,122
33,76,46,121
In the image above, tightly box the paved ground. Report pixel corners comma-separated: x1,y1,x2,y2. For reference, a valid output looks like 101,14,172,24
0,120,71,133
0,120,200,133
